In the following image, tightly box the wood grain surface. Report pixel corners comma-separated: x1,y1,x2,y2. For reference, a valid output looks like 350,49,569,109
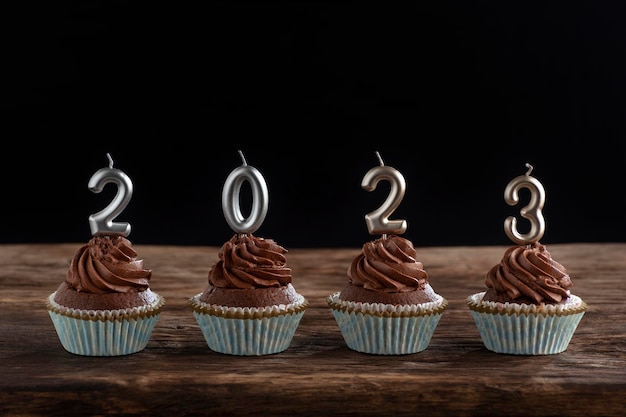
1,243,625,417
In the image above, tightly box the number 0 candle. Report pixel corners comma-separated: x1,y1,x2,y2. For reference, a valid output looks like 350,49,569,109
222,150,269,235
361,151,408,236
503,162,546,245
88,153,133,237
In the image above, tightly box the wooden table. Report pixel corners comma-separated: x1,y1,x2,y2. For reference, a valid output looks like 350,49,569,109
1,243,624,416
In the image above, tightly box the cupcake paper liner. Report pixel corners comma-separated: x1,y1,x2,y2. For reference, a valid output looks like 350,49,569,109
46,292,165,356
327,292,448,355
189,293,308,356
466,291,587,355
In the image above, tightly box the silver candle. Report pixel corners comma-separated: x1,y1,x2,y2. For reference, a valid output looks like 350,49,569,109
88,153,133,237
361,151,408,236
504,162,546,245
222,150,269,235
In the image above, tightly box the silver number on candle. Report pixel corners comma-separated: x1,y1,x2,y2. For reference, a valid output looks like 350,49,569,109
362,151,407,236
222,150,269,235
504,163,546,245
88,153,133,237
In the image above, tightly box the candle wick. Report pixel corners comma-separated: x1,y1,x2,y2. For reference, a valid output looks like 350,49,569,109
238,150,248,166
524,162,534,176
375,151,385,167
106,153,114,169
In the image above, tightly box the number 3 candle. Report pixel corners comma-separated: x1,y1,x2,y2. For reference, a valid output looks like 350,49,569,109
361,151,408,236
504,162,546,245
88,153,133,237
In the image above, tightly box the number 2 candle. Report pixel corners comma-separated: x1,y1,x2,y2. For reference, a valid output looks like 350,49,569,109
88,153,133,237
361,151,408,236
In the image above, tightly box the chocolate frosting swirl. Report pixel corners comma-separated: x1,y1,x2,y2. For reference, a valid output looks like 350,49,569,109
483,242,572,304
347,235,429,293
208,234,292,289
66,236,151,294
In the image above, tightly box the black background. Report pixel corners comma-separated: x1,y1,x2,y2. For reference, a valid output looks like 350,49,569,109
6,1,625,249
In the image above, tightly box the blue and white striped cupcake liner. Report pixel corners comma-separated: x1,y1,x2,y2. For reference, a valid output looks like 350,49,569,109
189,293,308,356
327,292,448,355
467,292,587,355
46,292,165,356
